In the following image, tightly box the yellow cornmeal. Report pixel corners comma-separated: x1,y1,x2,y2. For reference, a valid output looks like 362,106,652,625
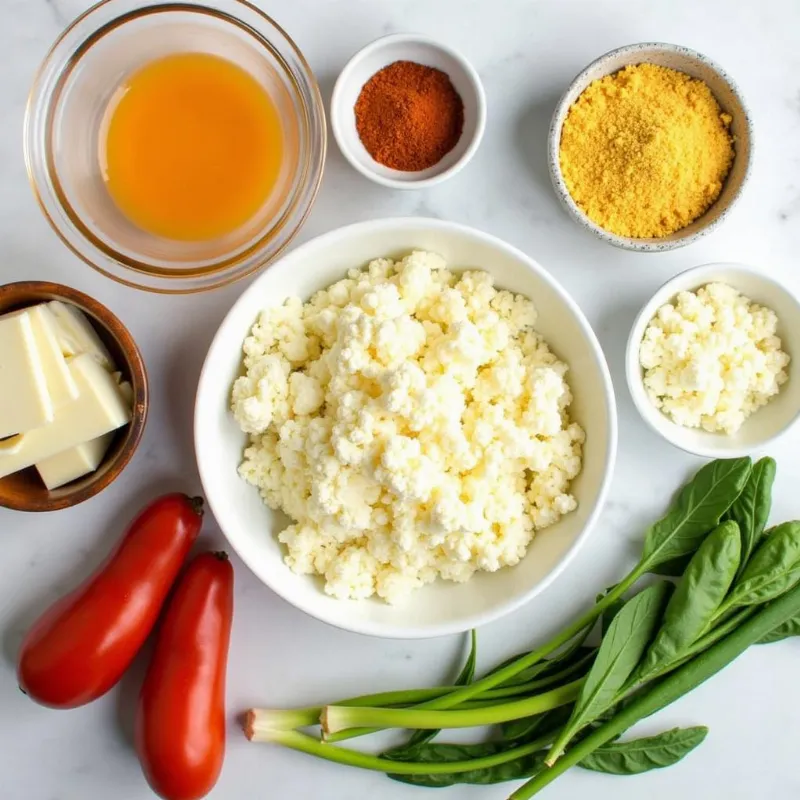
559,63,735,239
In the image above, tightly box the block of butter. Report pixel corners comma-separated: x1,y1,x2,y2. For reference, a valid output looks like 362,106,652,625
0,310,53,439
48,301,114,370
25,305,79,409
36,433,115,490
0,353,131,479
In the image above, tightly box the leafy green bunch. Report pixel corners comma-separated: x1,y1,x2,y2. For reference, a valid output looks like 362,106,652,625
246,457,800,798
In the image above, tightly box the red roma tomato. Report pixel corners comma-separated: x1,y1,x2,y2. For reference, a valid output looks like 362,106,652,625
17,493,203,708
136,551,234,800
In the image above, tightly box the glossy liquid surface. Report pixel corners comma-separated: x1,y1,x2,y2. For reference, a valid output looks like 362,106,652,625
103,52,283,241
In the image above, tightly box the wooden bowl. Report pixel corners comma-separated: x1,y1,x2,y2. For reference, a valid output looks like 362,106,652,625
0,281,148,511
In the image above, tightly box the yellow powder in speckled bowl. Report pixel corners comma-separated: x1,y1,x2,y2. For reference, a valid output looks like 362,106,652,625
559,63,735,239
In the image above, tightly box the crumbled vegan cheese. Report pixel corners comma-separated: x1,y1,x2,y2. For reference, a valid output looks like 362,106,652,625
232,252,584,603
640,282,790,434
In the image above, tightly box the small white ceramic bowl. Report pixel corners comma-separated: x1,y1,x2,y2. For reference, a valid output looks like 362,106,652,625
331,34,486,189
627,263,800,458
195,218,616,639
548,43,753,252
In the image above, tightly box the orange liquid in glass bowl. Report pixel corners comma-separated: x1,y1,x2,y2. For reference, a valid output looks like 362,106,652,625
102,52,283,242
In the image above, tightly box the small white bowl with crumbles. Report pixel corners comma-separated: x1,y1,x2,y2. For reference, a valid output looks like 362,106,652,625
626,263,800,458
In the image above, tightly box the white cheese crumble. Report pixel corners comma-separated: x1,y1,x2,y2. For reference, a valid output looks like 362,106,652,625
639,282,790,434
232,251,584,604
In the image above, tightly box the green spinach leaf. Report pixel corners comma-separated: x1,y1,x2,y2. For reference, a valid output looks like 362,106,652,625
578,726,708,775
727,522,800,608
500,706,573,744
596,584,626,635
724,457,776,577
636,521,741,680
649,555,693,577
384,741,546,787
758,614,800,644
548,582,671,759
640,457,751,573
455,629,478,685
602,598,626,635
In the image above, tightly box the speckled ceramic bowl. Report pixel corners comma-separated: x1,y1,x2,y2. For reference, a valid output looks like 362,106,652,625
548,43,753,252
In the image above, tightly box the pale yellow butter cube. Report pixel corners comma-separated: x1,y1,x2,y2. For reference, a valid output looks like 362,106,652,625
0,434,24,454
48,301,114,370
0,310,53,438
0,353,131,479
26,305,79,408
36,433,114,490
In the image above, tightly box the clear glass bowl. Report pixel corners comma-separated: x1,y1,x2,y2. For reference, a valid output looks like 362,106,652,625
24,0,326,293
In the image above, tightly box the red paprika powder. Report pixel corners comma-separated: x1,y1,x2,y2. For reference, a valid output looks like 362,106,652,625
354,60,464,172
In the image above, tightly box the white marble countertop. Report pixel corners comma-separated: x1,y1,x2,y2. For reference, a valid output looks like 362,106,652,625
3,0,800,798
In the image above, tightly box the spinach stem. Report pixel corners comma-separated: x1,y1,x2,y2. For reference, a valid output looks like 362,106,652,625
693,608,756,651
322,679,583,737
509,580,800,799
481,651,596,700
324,570,639,743
476,653,594,708
421,569,640,707
246,723,553,776
708,599,738,627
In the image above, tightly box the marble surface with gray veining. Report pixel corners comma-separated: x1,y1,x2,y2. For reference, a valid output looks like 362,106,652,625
2,1,800,798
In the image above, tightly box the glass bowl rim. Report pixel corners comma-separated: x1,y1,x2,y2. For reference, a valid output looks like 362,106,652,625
24,0,327,294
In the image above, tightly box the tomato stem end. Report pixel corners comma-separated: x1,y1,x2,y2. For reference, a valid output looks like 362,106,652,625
189,496,205,517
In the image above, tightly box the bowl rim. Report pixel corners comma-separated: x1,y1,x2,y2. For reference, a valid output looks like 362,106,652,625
0,280,148,511
194,216,618,638
625,262,800,458
547,41,754,252
23,0,327,294
330,33,487,190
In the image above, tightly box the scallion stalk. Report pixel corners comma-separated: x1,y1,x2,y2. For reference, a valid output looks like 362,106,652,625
322,679,583,737
247,687,454,731
246,721,552,777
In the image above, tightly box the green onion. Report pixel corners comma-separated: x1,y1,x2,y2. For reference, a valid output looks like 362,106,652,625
321,680,582,737
246,721,553,777
250,687,455,731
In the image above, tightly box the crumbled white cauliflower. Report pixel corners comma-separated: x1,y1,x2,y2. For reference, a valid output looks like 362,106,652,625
640,282,790,434
232,252,583,603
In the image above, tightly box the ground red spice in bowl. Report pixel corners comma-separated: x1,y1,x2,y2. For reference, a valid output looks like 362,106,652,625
354,60,464,172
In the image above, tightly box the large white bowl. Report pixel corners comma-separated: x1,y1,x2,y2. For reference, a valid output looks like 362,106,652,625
195,218,617,638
